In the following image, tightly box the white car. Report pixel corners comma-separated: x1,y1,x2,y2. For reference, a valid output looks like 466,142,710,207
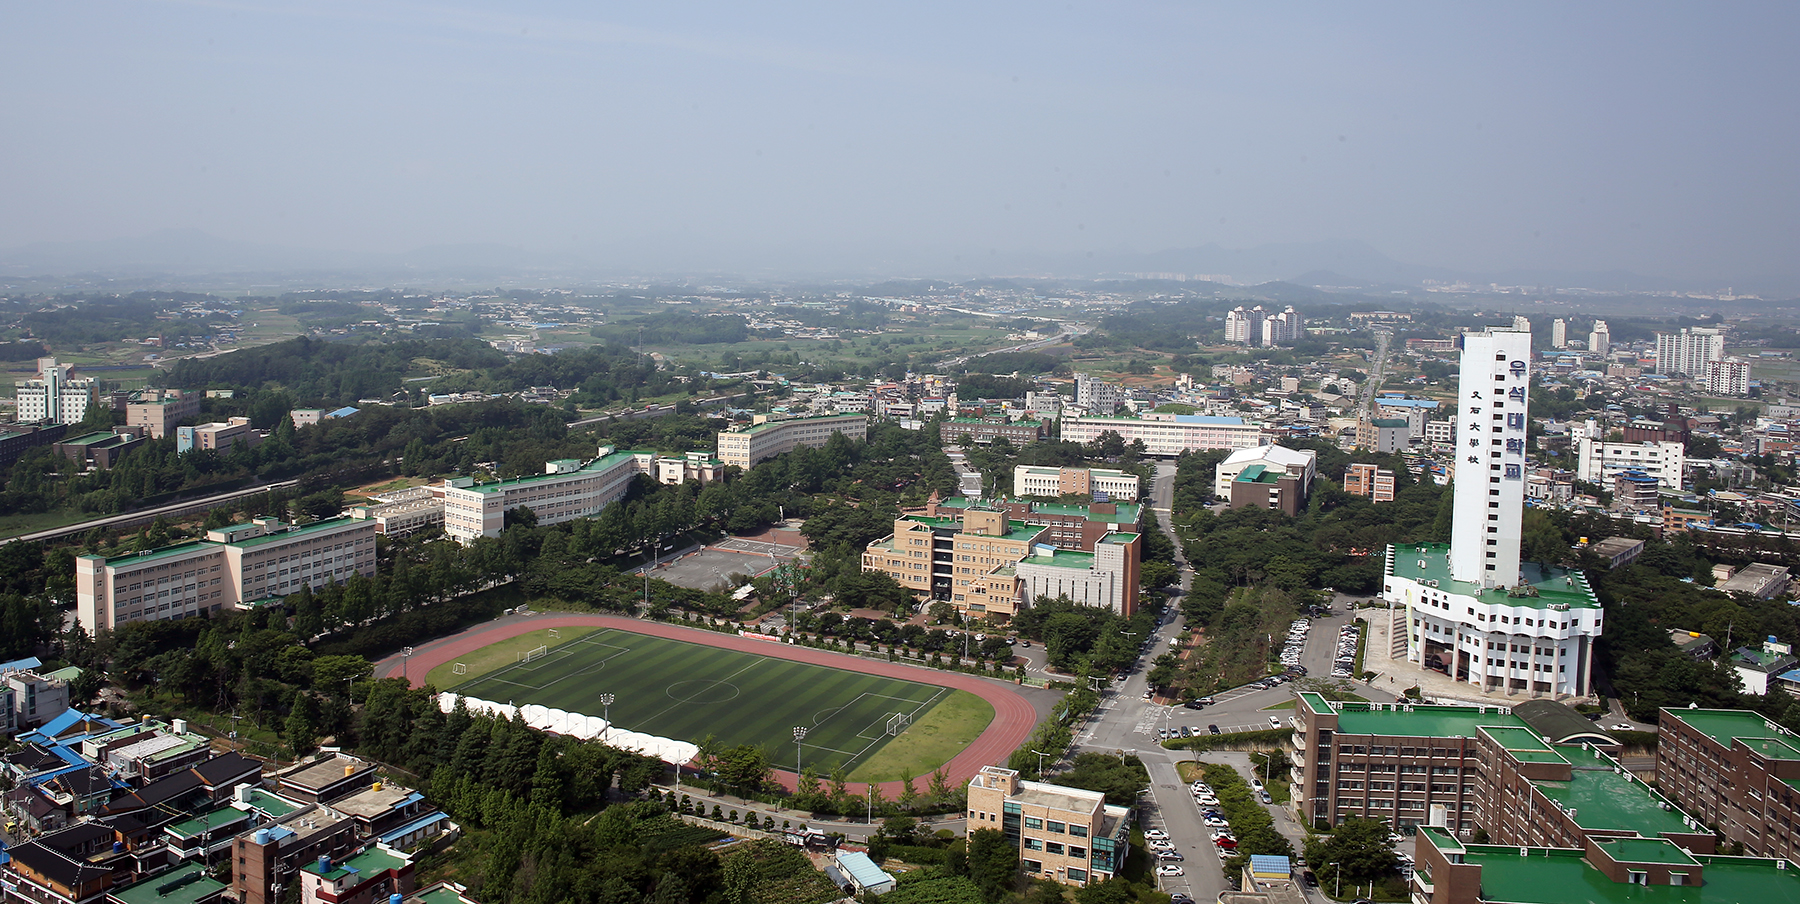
1156,864,1185,877
1204,816,1230,828
1150,840,1175,851
1143,829,1170,841
1609,723,1634,731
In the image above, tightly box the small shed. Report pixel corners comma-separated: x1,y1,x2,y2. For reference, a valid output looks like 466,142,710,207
833,850,896,895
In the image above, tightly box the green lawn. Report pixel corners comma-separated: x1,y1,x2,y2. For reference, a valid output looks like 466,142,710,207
846,688,992,783
450,628,983,776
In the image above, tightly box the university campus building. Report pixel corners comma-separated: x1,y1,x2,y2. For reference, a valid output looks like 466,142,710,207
441,447,651,542
860,497,1140,619
715,413,867,468
1059,413,1265,457
966,766,1130,888
76,517,378,633
1012,465,1141,502
1382,322,1603,697
1286,695,1800,902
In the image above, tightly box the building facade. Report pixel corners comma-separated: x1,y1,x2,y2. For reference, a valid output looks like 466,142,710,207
1012,466,1141,502
1344,463,1396,502
1657,707,1800,861
1708,358,1753,396
1073,375,1129,416
1551,318,1568,348
441,448,650,542
1061,414,1264,457
1576,434,1685,490
124,390,203,440
14,360,96,426
861,501,1140,618
1589,320,1610,356
1655,326,1725,377
1383,323,1604,697
75,517,378,633
940,418,1046,447
965,766,1130,887
1215,445,1317,499
175,418,262,455
715,414,867,468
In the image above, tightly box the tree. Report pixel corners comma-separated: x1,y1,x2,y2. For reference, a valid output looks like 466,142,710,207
1303,817,1397,884
712,745,771,791
286,692,320,755
966,828,1018,902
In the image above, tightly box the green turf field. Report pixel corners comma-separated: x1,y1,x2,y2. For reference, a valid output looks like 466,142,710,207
449,628,964,775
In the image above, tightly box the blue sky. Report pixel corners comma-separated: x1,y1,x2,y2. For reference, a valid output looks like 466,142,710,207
3,1,1796,280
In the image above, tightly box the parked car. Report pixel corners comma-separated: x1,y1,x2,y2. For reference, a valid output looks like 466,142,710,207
1150,840,1175,851
1144,829,1170,841
1156,864,1185,877
1157,850,1184,861
1208,724,1221,734
1215,837,1238,850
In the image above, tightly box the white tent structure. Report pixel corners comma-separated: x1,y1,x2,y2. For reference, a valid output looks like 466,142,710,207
433,693,695,764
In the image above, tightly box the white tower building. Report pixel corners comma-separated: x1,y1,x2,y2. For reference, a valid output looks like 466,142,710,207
1382,320,1601,698
1550,318,1568,349
1449,324,1532,587
1588,321,1610,357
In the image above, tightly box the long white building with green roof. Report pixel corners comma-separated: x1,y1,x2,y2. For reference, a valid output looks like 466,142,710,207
441,446,654,542
1383,322,1602,697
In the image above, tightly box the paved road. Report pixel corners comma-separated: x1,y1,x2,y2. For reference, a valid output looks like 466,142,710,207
1068,465,1401,900
1356,329,1393,418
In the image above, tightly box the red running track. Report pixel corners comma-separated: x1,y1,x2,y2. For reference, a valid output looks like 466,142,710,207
382,614,1039,798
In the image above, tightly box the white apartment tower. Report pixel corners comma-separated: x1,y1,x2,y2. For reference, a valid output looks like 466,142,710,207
1449,324,1532,587
14,358,96,425
1224,306,1261,345
1588,321,1610,357
1550,318,1568,349
1655,327,1725,377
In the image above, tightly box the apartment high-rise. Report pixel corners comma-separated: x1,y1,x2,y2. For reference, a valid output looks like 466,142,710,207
1551,318,1568,349
1655,326,1725,377
1707,357,1753,396
13,359,96,426
1588,320,1610,357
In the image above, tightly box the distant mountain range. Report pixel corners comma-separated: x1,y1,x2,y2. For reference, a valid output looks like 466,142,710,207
2,229,1794,298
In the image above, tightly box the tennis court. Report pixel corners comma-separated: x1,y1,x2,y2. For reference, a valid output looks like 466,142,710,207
449,627,956,775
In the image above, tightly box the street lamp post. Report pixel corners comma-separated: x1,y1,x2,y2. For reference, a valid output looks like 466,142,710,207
600,694,615,743
1031,749,1052,779
401,646,414,682
793,726,808,781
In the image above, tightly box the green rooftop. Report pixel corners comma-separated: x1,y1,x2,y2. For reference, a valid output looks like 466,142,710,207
1388,542,1601,610
1418,825,1462,854
1023,549,1094,569
92,539,218,567
234,787,304,818
301,845,409,881
1531,744,1693,838
227,516,368,549
165,807,250,841
1665,709,1800,760
415,885,475,904
457,449,650,494
1592,837,1700,867
1460,846,1800,904
735,413,864,434
936,497,1142,523
1480,725,1567,764
900,514,1047,543
1331,702,1529,738
108,862,228,904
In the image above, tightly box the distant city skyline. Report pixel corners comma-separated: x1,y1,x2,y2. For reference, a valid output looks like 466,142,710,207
3,2,1797,286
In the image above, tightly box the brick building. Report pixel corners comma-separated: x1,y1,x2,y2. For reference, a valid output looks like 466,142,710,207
966,766,1130,887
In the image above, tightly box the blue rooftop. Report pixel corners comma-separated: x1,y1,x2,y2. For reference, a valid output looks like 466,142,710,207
836,851,895,889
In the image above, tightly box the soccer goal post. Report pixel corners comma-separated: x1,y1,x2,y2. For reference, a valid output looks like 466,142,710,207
521,645,549,664
453,662,468,675
886,712,913,736
548,628,560,639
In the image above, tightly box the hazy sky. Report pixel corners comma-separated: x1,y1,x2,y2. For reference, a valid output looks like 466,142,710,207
4,1,1797,280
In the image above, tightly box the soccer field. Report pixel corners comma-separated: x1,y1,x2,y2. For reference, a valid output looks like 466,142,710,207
449,628,959,775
